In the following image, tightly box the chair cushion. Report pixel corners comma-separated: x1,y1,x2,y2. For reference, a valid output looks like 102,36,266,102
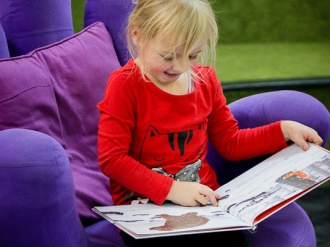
0,0,74,56
0,21,121,219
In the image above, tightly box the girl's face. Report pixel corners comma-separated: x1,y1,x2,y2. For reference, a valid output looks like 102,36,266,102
133,30,203,85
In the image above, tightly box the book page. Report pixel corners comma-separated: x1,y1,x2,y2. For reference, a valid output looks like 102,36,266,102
216,143,330,225
93,202,251,239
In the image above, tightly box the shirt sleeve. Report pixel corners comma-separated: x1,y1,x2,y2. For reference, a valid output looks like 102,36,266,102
206,68,288,161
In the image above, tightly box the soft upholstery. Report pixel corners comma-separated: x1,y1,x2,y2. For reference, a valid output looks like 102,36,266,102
0,21,121,219
0,0,74,56
0,129,89,246
84,0,135,66
0,23,9,58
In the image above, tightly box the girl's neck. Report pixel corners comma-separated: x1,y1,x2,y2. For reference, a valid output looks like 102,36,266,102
149,73,191,95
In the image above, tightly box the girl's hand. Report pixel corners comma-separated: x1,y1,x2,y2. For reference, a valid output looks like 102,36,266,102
281,120,323,150
166,180,221,207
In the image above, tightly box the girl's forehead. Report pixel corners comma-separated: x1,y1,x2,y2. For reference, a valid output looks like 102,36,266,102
153,36,205,55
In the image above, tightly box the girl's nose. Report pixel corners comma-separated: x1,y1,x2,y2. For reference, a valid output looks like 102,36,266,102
173,58,189,73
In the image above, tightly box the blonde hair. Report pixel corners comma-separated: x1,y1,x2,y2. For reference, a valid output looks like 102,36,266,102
127,0,218,77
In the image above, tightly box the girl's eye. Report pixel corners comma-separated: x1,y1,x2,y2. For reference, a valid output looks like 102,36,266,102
162,56,173,62
189,54,198,60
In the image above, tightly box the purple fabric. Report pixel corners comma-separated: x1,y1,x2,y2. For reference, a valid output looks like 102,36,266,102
0,22,121,220
0,23,9,59
84,0,135,66
229,90,330,142
85,220,126,247
0,129,90,247
0,0,74,56
244,202,316,247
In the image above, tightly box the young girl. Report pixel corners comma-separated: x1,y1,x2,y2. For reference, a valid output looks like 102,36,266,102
97,0,322,245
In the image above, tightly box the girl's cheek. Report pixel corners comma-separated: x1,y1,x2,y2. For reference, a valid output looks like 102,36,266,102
190,60,198,67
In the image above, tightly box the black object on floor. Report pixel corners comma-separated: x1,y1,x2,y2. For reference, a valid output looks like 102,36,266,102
297,186,330,247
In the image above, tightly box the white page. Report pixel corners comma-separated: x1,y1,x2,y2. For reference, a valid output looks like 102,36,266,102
216,143,330,225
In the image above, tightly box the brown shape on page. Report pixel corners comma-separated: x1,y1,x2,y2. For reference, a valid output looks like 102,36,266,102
150,212,209,231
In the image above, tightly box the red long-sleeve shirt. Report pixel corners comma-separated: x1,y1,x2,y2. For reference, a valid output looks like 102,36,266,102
97,59,287,206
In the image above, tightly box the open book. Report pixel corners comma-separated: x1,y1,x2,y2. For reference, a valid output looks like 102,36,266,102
93,143,330,239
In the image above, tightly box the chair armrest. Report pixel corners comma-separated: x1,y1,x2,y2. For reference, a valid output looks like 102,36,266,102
0,128,88,246
207,90,330,184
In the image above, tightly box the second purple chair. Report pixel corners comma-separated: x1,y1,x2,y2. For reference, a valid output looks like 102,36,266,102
0,0,74,56
84,0,135,66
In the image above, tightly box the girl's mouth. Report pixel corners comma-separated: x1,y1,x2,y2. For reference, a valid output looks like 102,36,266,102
164,71,180,78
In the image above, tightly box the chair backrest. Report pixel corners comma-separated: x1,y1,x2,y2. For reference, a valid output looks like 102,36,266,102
84,0,135,66
0,0,74,57
0,23,9,59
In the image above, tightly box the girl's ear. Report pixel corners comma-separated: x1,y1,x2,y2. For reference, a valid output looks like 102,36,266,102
131,26,140,46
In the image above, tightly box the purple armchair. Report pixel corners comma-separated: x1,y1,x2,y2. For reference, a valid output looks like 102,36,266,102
0,0,74,57
0,1,329,247
0,23,9,59
84,0,134,66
